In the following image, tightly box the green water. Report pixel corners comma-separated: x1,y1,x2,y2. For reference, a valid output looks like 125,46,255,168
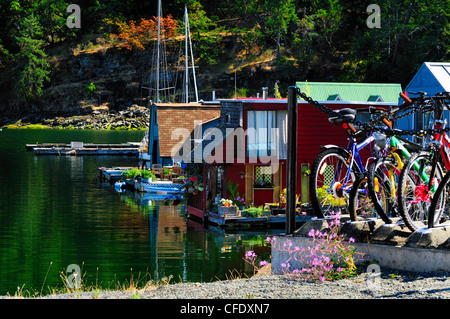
0,129,276,296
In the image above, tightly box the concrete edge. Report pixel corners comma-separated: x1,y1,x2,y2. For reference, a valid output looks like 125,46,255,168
271,235,450,274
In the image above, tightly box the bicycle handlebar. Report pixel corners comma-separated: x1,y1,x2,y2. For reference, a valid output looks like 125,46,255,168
400,92,412,105
347,123,357,134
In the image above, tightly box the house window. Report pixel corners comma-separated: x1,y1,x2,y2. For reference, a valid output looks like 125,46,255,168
247,110,287,159
327,94,342,101
254,166,273,188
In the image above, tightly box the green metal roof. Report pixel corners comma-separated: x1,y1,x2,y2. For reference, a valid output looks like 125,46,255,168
296,82,402,103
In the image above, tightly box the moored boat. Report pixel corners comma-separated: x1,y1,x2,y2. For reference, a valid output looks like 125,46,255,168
141,182,184,195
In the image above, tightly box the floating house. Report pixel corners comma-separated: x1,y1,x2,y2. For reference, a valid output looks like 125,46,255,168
396,62,450,137
173,82,403,221
139,102,221,166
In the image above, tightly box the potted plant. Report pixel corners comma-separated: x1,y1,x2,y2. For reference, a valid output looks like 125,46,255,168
218,198,237,217
163,168,171,180
227,181,246,210
271,189,286,215
122,168,140,182
183,176,204,197
233,196,246,211
140,169,155,183
241,206,270,217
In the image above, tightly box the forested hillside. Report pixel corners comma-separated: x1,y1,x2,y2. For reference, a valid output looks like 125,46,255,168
0,0,449,116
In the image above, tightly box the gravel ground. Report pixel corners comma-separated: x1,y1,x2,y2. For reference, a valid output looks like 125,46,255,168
9,267,448,300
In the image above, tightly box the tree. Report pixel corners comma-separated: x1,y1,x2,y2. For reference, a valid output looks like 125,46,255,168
13,14,50,103
34,0,72,43
264,0,296,60
107,15,179,51
341,0,450,85
309,0,344,57
187,1,224,65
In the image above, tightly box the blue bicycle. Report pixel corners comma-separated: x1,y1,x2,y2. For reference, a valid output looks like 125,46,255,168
309,108,382,218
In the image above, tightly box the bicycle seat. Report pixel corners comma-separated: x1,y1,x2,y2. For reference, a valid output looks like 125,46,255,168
408,91,428,97
396,136,423,153
328,108,357,124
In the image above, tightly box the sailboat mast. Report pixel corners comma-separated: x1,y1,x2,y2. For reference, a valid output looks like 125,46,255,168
156,0,161,102
189,20,199,102
185,6,189,103
184,6,199,103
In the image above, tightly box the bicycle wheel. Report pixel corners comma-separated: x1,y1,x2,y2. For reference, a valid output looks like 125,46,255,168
309,147,361,218
367,155,403,223
398,151,445,231
428,169,450,228
348,173,388,222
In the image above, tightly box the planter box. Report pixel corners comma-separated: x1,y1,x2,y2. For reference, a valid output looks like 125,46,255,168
218,206,237,217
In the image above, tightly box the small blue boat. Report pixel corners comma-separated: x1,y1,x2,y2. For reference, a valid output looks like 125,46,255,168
141,182,184,195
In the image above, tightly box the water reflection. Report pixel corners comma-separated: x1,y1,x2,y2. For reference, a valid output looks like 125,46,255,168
0,129,279,296
118,190,279,284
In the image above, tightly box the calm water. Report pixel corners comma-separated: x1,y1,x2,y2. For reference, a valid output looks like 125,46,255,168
0,129,276,296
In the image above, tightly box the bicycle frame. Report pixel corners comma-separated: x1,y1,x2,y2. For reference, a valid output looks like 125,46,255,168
406,99,450,196
332,132,375,197
373,135,417,199
433,120,450,171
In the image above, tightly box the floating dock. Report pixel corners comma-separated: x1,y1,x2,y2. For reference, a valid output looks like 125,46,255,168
98,167,136,182
204,212,313,229
27,142,140,156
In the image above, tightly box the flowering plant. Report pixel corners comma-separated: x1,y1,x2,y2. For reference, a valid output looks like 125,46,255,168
219,198,234,207
244,250,269,275
183,175,204,196
233,196,246,207
244,210,361,282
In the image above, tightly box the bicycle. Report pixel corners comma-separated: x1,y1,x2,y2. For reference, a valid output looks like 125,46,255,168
349,131,423,223
308,96,411,219
347,96,423,223
397,92,450,231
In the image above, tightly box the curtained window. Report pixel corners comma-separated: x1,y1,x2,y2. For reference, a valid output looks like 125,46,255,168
247,110,287,160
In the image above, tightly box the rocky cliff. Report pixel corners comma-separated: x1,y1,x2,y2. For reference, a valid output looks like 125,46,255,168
0,35,306,128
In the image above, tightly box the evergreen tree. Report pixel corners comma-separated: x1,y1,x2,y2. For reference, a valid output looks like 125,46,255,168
264,0,296,60
13,14,50,103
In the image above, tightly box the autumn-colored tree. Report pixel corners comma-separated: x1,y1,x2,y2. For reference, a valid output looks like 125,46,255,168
108,15,179,50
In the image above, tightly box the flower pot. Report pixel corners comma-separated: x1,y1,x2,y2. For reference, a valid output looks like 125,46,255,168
271,208,286,216
218,206,237,217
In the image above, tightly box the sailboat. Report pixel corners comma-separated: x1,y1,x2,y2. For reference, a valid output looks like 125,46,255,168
141,2,198,104
138,2,199,166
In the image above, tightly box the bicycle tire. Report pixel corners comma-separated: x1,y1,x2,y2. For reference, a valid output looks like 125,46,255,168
397,151,444,231
348,171,390,223
367,156,401,224
309,147,361,218
428,169,450,228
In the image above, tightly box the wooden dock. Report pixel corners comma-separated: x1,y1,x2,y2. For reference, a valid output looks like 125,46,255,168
27,142,140,156
205,212,312,229
98,167,136,182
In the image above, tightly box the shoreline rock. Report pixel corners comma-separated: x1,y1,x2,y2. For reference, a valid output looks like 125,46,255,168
0,104,150,131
